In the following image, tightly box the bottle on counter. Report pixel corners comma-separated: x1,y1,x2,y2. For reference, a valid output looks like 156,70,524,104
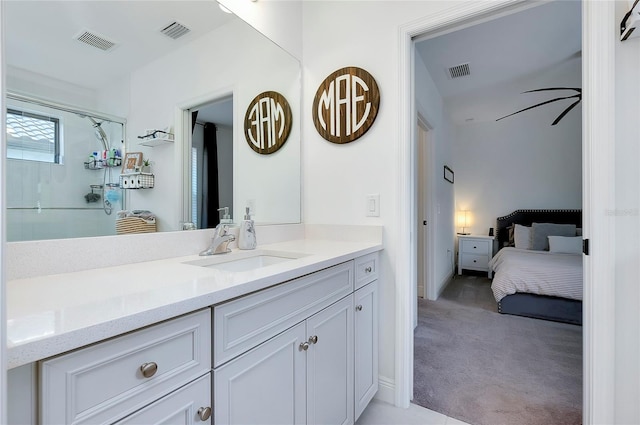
238,207,257,250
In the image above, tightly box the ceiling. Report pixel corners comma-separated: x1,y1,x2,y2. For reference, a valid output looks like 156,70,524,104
4,1,236,90
415,0,582,125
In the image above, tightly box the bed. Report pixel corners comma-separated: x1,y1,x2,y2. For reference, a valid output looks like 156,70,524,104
490,209,583,325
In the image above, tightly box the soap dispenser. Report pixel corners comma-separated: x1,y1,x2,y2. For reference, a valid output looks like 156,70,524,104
218,207,233,224
238,207,257,250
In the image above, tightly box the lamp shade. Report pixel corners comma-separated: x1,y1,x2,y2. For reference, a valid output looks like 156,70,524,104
457,210,471,228
457,210,472,234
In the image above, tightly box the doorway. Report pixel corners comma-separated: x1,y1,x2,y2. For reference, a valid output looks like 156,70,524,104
176,91,234,230
397,1,616,422
413,2,583,421
189,96,233,229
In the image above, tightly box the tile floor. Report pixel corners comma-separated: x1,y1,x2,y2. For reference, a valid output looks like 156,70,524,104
357,399,471,425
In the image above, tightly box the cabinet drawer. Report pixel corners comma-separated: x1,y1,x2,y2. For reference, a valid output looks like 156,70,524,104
355,252,378,289
114,373,211,425
460,254,489,270
214,261,354,367
40,309,211,425
460,239,490,254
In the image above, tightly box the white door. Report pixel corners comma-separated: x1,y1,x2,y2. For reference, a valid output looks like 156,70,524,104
214,323,307,425
306,295,354,425
416,117,433,313
354,281,379,421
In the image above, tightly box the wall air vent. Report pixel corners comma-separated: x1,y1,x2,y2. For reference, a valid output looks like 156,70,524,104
161,22,191,40
447,63,471,79
74,30,116,51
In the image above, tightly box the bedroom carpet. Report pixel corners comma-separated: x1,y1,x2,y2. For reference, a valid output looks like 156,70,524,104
413,275,582,425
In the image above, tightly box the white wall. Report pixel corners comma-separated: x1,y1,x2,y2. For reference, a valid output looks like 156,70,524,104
614,2,640,422
301,0,454,398
6,66,97,111
451,58,582,235
414,53,455,295
117,17,301,231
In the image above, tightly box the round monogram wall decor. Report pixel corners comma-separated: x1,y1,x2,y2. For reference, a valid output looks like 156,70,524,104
244,91,292,155
312,66,380,144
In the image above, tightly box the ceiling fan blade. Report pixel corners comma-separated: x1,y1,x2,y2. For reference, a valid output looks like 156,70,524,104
523,87,581,93
496,94,581,122
551,98,582,125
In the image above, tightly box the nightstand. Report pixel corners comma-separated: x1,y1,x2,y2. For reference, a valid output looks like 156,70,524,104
457,235,495,278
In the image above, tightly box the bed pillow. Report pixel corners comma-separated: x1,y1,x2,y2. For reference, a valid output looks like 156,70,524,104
548,236,582,254
513,224,532,249
531,222,577,251
507,225,515,246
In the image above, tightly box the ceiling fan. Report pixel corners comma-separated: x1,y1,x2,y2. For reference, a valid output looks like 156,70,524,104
496,87,582,126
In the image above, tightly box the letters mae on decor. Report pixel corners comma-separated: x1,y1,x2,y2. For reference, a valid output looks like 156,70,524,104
313,66,380,144
244,91,292,155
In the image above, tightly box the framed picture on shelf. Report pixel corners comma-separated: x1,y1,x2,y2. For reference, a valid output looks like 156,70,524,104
122,152,143,173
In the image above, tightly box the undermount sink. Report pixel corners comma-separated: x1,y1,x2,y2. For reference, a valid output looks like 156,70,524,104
183,250,307,273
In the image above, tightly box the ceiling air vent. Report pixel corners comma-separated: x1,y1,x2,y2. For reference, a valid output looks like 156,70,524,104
75,30,116,51
447,63,471,79
161,22,191,40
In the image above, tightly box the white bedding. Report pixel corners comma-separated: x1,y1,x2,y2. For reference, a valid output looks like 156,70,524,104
489,247,583,302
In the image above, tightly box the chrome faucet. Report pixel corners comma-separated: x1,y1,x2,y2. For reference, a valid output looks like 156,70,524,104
199,224,236,256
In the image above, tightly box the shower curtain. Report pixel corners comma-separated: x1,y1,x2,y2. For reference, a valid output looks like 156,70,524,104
201,122,220,229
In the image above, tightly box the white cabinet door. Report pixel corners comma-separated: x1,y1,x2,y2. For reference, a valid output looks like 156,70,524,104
214,322,307,425
354,280,379,420
306,295,354,425
114,374,211,425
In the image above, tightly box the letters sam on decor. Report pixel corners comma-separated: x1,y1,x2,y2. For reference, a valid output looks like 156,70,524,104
244,91,292,155
313,66,380,144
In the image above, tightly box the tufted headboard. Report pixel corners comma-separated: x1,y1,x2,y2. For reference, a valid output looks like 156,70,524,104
496,209,582,249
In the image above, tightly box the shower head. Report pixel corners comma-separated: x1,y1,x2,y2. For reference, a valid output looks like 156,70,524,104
86,116,109,150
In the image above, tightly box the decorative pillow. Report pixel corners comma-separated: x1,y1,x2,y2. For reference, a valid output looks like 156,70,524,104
531,222,577,251
507,225,515,246
548,236,582,254
513,224,532,249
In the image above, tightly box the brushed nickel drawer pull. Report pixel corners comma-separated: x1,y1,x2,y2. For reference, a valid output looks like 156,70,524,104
308,335,318,344
299,341,310,351
197,406,212,421
140,362,158,378
365,266,372,273
356,305,363,311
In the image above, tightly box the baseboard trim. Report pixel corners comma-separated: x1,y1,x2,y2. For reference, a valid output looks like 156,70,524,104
374,375,395,405
436,272,452,299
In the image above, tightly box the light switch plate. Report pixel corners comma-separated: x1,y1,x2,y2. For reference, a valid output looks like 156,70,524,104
366,194,380,217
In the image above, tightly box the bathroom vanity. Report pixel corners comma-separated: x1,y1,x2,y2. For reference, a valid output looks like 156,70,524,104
7,239,381,424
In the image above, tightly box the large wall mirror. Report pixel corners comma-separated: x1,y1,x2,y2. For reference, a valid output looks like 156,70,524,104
4,1,301,241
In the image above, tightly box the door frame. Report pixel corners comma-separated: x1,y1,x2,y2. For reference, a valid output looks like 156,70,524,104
174,87,235,225
396,1,616,423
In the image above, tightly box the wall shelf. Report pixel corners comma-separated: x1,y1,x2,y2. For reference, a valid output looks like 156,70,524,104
139,137,174,147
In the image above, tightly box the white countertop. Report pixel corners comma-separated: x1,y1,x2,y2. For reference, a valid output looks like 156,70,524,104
7,239,382,369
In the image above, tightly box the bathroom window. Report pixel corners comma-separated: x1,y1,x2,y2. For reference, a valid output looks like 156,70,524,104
6,108,61,163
